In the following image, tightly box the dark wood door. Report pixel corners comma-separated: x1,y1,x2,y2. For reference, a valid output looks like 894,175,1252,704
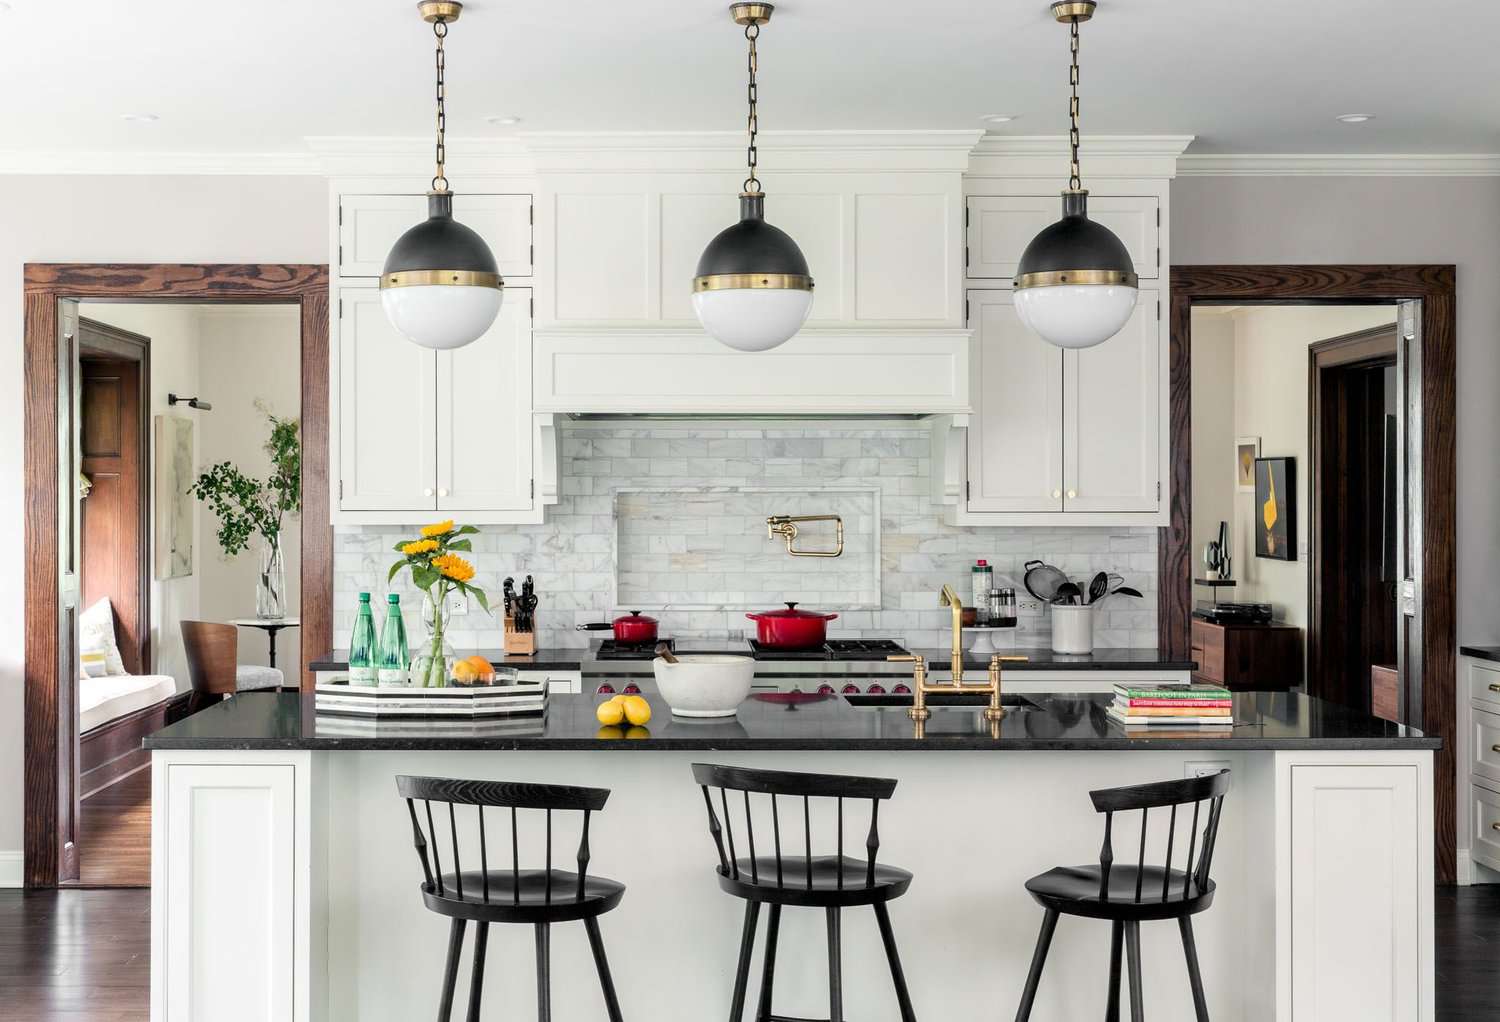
80,357,144,676
55,300,82,883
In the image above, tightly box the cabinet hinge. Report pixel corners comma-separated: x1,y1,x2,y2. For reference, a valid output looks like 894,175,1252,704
529,295,534,318
338,205,343,225
1157,481,1161,500
966,479,971,500
1157,299,1161,320
964,245,969,268
338,298,343,318
530,478,535,499
339,479,344,500
1155,207,1160,227
1155,245,1160,269
529,204,534,226
964,298,969,325
529,243,534,266
964,206,969,227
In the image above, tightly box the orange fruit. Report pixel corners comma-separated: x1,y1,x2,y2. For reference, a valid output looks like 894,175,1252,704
465,655,494,676
451,660,479,684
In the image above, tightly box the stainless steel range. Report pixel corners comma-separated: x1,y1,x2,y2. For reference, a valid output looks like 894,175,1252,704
582,637,918,696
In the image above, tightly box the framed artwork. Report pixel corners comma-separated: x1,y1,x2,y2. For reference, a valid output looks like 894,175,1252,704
154,415,195,579
1235,435,1261,492
1254,456,1296,561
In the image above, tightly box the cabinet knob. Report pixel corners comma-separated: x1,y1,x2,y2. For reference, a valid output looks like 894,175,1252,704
1493,822,1500,832
1052,489,1062,500
1066,489,1077,500
1490,684,1500,693
1492,744,1500,754
438,488,449,497
424,488,435,497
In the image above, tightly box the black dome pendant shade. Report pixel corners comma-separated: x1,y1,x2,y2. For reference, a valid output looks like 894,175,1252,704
1013,190,1136,291
381,191,502,290
693,193,813,294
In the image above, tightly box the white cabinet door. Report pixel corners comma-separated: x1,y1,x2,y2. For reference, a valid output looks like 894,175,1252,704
1063,290,1160,512
339,194,533,279
437,288,533,511
966,290,1063,512
337,288,438,513
966,195,1160,281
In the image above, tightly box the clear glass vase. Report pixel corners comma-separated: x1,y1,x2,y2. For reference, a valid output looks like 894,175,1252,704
256,531,287,620
411,591,455,688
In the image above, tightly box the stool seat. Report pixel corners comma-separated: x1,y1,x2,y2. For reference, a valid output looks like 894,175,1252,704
1025,864,1216,921
422,869,625,923
720,855,913,907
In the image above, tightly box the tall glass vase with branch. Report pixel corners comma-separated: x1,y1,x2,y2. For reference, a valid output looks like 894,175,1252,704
189,408,301,620
390,520,489,687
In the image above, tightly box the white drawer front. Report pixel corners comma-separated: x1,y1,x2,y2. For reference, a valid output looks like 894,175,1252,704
1472,783,1500,872
1471,661,1500,710
1473,707,1500,786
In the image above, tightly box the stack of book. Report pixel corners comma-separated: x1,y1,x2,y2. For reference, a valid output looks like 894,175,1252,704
1108,683,1234,731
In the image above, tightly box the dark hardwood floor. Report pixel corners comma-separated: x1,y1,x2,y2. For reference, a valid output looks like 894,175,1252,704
1,884,1496,1019
75,769,152,888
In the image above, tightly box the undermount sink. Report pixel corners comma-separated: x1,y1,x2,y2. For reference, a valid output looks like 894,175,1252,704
843,692,1031,709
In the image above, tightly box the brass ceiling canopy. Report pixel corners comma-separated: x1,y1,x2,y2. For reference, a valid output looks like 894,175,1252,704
418,1,463,24
730,2,774,27
1051,0,1096,22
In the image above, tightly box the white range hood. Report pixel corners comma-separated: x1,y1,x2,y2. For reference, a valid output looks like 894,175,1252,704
533,327,972,416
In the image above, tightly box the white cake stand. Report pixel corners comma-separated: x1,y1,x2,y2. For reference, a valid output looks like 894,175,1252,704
964,624,1017,655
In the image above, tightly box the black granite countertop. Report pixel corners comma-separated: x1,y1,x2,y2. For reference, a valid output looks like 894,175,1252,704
1460,645,1500,665
144,690,1437,752
917,647,1197,672
310,649,586,672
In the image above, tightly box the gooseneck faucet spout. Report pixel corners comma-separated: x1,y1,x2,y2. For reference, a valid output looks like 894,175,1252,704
939,583,965,683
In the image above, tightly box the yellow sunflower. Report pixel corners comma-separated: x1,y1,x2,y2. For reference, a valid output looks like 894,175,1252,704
432,553,476,583
400,539,440,556
420,519,455,538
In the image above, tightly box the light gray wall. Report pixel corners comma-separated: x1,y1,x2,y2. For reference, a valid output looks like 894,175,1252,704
0,175,326,879
1171,175,1500,647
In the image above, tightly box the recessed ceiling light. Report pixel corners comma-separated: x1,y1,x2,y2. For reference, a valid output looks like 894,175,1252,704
982,114,1018,124
485,115,522,126
121,113,159,123
1336,113,1374,124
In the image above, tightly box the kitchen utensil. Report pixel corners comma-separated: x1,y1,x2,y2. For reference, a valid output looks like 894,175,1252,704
1113,586,1143,599
745,602,839,649
1086,571,1109,605
577,610,659,644
1022,559,1069,603
502,577,516,617
1053,581,1083,606
652,654,755,717
654,641,678,664
1051,604,1094,654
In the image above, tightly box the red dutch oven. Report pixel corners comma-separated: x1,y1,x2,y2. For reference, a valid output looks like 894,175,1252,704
745,602,839,649
576,611,659,644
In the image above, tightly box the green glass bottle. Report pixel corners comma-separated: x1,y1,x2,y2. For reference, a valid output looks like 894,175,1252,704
377,594,410,686
348,593,378,686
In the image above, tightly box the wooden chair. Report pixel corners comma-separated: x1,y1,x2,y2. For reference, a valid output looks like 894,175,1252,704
1014,768,1231,1022
396,775,625,1022
181,620,237,711
691,762,918,1022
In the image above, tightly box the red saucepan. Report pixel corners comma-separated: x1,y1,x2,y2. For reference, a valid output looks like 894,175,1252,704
745,602,839,649
576,611,659,644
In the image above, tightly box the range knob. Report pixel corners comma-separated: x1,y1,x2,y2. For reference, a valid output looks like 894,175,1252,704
595,683,616,695
817,684,836,695
841,684,861,695
866,683,887,695
622,683,642,695
893,683,912,695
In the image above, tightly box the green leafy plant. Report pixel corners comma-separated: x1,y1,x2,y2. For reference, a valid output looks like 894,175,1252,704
389,520,490,687
189,408,301,556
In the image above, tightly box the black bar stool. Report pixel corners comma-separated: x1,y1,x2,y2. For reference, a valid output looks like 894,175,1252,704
396,775,626,1022
691,762,919,1022
1014,769,1230,1022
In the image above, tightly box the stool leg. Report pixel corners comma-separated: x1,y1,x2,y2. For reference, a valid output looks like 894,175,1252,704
826,907,844,1022
873,901,918,1022
729,902,761,1022
535,922,551,1022
1179,916,1210,1022
754,904,780,1022
584,916,625,1022
465,922,488,1022
1105,920,1124,1021
1014,908,1059,1022
1123,922,1144,1022
437,919,466,1022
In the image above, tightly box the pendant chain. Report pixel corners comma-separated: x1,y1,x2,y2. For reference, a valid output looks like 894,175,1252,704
1067,16,1082,192
744,21,761,195
433,18,449,193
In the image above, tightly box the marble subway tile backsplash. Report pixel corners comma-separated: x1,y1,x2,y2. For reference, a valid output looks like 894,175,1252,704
332,423,1159,652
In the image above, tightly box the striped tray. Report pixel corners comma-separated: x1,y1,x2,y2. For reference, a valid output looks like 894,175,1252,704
314,676,548,720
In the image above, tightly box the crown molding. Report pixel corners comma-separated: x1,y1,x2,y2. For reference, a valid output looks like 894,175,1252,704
1177,152,1500,176
519,129,986,173
0,150,319,175
967,134,1194,180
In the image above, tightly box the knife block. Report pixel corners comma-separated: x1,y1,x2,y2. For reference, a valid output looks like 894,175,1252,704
503,610,536,656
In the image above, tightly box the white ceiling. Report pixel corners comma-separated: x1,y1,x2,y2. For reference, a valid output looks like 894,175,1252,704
0,0,1495,157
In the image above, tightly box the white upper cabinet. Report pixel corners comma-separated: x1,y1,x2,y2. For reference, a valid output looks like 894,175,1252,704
437,289,533,511
339,194,533,279
965,195,1160,281
336,289,438,513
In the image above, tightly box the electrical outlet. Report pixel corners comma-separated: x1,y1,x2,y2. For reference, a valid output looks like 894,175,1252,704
1018,599,1041,613
446,592,469,616
1184,760,1231,782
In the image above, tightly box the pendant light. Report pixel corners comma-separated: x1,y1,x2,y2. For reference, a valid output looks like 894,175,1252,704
693,2,814,353
1013,1,1137,349
380,1,502,350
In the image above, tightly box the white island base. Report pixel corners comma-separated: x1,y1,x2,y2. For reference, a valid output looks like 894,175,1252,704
150,746,1434,1022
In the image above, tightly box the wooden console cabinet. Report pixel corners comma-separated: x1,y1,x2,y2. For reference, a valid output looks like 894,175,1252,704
1191,617,1303,690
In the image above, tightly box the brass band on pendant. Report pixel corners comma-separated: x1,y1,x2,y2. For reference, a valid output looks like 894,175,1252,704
693,273,814,292
380,269,504,290
1012,268,1138,290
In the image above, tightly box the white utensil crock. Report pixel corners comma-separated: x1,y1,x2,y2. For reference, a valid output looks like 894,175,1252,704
1050,604,1095,655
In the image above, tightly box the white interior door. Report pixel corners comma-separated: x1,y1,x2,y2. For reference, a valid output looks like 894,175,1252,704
336,288,437,512
966,290,1063,512
437,288,533,511
1063,290,1160,512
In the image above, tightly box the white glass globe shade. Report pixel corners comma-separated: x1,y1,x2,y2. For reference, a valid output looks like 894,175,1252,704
1014,283,1138,349
692,287,813,353
381,284,503,351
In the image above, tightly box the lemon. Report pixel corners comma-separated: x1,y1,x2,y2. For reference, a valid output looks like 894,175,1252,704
595,700,626,726
451,659,479,685
595,725,625,740
622,695,652,726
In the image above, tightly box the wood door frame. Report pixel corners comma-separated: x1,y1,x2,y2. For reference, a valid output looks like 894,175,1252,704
23,263,331,889
78,317,152,677
1163,264,1457,882
1307,324,1399,716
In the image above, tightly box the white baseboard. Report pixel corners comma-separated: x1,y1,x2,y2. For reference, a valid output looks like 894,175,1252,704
1458,848,1474,886
0,850,22,888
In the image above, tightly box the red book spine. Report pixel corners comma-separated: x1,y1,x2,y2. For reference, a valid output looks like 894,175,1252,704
1124,698,1233,708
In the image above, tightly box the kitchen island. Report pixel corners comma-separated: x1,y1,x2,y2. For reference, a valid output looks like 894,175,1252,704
146,690,1437,1021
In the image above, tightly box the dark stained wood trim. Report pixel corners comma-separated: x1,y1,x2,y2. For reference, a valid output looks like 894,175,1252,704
1166,264,1458,884
24,264,330,889
79,692,193,799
